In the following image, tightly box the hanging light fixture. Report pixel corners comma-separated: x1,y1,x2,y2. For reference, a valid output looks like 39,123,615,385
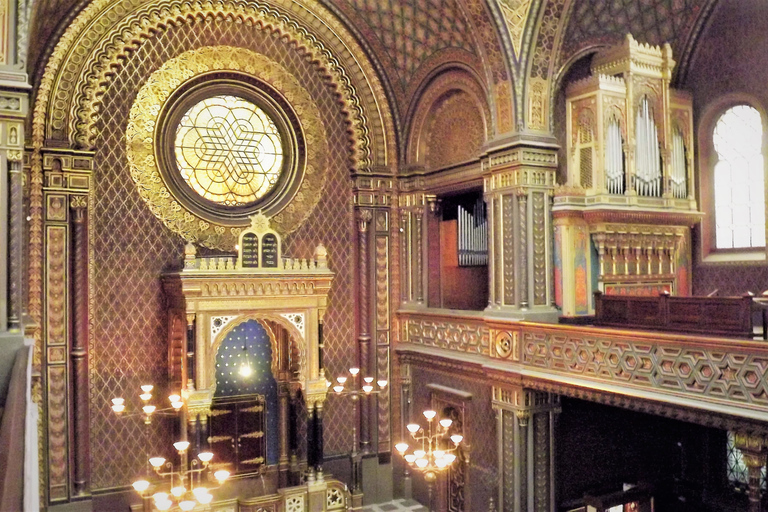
238,338,252,378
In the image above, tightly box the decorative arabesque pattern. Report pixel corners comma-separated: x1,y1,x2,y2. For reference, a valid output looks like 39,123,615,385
560,0,704,67
340,0,477,85
175,95,284,206
91,17,354,491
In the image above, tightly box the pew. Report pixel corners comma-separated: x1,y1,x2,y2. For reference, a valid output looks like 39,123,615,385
593,291,760,338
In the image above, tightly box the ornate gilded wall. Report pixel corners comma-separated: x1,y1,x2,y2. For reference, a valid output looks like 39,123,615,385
87,17,355,491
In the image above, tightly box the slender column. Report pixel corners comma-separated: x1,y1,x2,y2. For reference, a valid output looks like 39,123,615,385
357,209,372,452
517,192,529,309
186,314,195,388
400,211,411,303
70,196,90,495
516,411,529,512
289,393,300,485
306,403,316,482
278,384,290,487
413,209,424,304
314,402,324,480
8,157,22,330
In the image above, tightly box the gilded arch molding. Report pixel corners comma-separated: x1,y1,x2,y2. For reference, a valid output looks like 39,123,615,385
405,68,491,167
126,46,328,248
28,0,397,331
211,313,305,394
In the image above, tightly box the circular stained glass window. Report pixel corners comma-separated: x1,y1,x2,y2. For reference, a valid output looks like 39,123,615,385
174,95,284,207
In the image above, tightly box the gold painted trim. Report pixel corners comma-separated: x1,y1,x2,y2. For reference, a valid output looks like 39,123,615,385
126,46,328,249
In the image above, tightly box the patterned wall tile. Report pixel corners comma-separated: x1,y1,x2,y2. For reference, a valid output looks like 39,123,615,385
91,16,355,490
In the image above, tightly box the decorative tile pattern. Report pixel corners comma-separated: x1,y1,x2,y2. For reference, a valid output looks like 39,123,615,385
559,0,704,70
89,16,356,490
339,0,477,86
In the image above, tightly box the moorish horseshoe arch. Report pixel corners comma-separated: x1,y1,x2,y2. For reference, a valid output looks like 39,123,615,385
209,312,306,397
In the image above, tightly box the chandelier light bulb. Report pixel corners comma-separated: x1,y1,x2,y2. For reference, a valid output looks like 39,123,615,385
198,492,213,505
173,441,190,452
171,401,183,410
153,492,169,502
414,449,426,459
439,418,452,429
336,376,347,384
141,385,154,393
434,450,445,459
170,485,186,497
239,363,252,377
395,442,409,454
450,434,463,445
325,380,332,388
362,385,373,393
179,500,196,511
406,423,420,434
198,451,214,463
140,393,152,402
214,469,230,483
423,410,437,420
416,458,429,468
349,367,360,376
436,457,448,468
142,405,156,415
444,453,456,464
132,479,150,493
155,499,172,511
168,394,181,403
149,457,166,468
192,487,209,499
111,398,124,406
363,377,374,384
404,454,417,464
333,385,344,394
377,380,388,388
111,404,125,413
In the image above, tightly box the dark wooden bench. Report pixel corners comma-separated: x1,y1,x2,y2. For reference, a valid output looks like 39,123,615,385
594,291,758,338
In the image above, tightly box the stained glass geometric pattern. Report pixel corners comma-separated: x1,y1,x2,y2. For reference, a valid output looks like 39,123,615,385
713,105,765,249
175,95,284,206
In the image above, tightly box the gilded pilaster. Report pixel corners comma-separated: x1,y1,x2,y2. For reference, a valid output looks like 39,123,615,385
492,386,560,512
357,208,373,452
483,140,558,322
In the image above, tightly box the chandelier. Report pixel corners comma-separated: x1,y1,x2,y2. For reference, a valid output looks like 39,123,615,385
111,385,230,511
326,367,387,493
395,410,463,511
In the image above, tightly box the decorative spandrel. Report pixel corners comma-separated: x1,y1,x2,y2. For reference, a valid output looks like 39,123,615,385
175,95,284,206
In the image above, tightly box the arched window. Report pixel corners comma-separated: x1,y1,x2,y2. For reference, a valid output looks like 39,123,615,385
712,105,765,249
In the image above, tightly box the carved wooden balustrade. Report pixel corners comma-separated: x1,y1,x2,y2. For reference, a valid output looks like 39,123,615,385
398,309,768,430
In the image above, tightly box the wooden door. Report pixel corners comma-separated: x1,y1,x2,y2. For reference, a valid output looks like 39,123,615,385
209,395,267,476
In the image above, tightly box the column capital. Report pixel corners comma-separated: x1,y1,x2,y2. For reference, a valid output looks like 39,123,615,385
357,209,373,232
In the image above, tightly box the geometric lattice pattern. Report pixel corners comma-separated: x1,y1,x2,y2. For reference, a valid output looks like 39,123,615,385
176,95,284,206
90,16,356,491
560,0,704,69
341,0,477,85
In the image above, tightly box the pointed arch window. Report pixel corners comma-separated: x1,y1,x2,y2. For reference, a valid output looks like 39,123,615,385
713,105,765,249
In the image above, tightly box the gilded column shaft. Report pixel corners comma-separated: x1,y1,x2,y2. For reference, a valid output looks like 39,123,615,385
358,209,372,451
70,199,89,495
413,210,424,304
518,193,529,309
8,158,22,329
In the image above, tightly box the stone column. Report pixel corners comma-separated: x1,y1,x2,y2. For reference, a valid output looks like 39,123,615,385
70,196,89,495
493,386,560,512
734,433,767,512
358,209,372,452
484,140,558,322
278,383,290,488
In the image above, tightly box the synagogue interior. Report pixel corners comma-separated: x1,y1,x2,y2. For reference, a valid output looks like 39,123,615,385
3,1,768,511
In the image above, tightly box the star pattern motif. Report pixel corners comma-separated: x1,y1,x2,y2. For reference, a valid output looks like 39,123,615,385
175,95,283,206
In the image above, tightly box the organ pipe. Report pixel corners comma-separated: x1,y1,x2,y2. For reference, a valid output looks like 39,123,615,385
458,198,488,266
671,129,687,199
635,97,661,197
